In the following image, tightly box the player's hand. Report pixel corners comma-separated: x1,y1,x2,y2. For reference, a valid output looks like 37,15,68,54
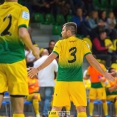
32,46,40,59
99,77,105,82
28,67,38,78
103,72,115,82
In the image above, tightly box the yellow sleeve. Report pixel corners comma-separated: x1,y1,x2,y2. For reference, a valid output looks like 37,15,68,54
18,6,30,29
53,40,61,56
83,41,92,56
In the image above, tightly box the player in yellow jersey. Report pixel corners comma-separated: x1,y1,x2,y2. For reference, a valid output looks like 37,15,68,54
27,75,41,117
0,0,39,117
29,22,114,117
84,63,109,117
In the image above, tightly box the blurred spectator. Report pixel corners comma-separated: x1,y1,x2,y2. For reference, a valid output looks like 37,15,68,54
99,10,110,35
44,0,57,13
99,10,108,29
27,74,41,117
29,0,53,14
68,0,77,15
52,0,72,18
25,45,38,67
72,7,90,37
82,0,95,15
34,49,58,117
73,0,84,11
88,11,99,30
46,40,55,54
99,10,117,41
92,31,117,68
106,68,117,117
88,11,105,39
59,0,71,18
0,0,4,4
107,11,117,41
84,63,108,117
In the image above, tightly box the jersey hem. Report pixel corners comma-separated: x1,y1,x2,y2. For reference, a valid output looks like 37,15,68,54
84,52,92,57
53,51,59,56
18,24,28,29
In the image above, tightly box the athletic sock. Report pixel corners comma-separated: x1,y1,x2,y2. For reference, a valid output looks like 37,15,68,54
77,112,87,117
89,101,94,116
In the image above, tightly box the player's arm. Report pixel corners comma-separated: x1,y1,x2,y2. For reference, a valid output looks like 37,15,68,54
86,54,114,81
19,28,39,58
18,6,39,58
29,40,61,78
19,28,33,51
28,53,57,78
37,53,57,71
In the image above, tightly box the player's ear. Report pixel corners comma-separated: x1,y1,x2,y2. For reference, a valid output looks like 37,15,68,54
67,30,71,35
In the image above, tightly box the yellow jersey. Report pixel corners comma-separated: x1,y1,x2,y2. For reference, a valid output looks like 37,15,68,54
53,36,91,81
0,2,30,63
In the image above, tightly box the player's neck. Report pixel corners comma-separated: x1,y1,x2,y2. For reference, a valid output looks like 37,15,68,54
68,34,76,38
5,0,18,2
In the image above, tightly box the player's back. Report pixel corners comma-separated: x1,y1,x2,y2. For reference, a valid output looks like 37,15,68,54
54,36,91,81
0,2,29,63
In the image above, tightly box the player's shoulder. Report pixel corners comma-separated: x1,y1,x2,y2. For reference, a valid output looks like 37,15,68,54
55,39,63,46
81,39,88,44
8,3,28,13
16,3,29,11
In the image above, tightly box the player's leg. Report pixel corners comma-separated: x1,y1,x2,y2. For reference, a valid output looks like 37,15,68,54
98,88,108,116
10,96,25,117
101,100,108,117
88,88,97,117
107,95,117,117
69,82,87,117
32,94,41,117
6,59,28,117
76,106,87,117
88,99,94,117
65,103,71,116
0,94,4,108
0,64,8,108
27,93,41,117
114,96,117,117
49,82,71,117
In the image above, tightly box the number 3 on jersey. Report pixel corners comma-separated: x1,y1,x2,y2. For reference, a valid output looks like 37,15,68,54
68,47,77,63
0,14,12,36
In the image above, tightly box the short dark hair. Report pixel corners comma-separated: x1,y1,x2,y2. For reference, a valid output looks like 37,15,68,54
63,22,77,35
49,40,55,44
99,30,106,35
108,68,115,73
